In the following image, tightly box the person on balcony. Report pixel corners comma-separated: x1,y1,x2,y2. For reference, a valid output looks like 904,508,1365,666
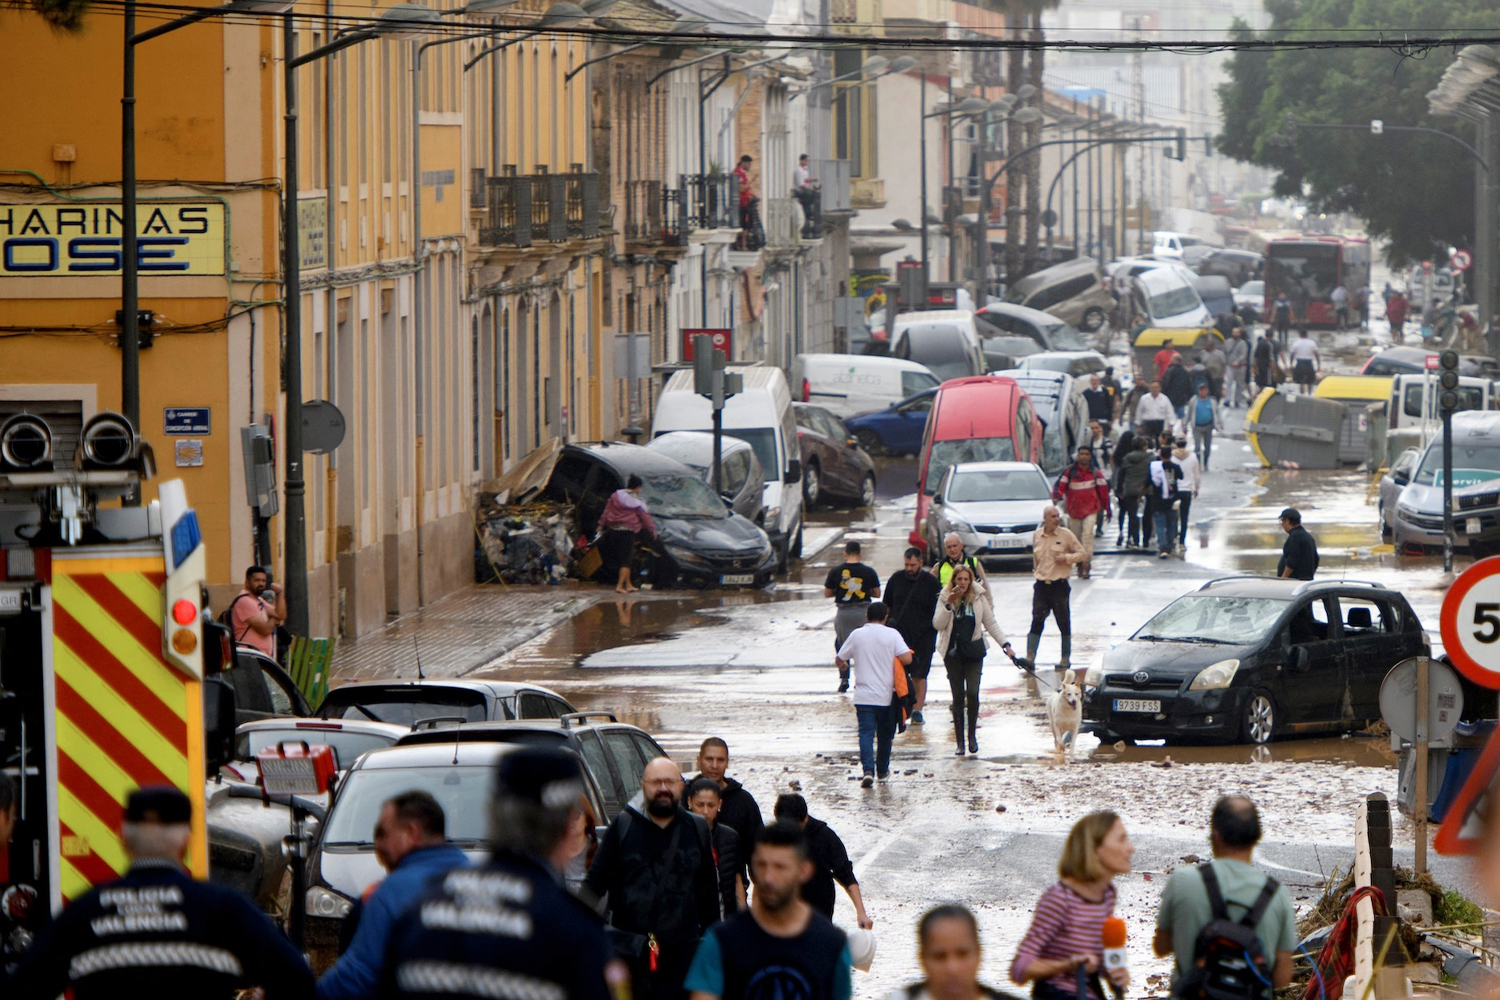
733,154,764,250
793,153,821,238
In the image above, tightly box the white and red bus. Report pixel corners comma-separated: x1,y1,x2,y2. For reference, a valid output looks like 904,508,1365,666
1264,234,1372,329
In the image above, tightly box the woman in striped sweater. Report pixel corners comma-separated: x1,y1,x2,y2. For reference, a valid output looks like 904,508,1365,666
1010,811,1136,1000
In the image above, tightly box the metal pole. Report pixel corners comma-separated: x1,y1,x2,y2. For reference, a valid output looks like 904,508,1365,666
919,73,929,283
1443,407,1454,573
282,15,309,640
122,1,141,472
1110,141,1119,261
946,72,956,284
699,66,710,327
1414,655,1429,875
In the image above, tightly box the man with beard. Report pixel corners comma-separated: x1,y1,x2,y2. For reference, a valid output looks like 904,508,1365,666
883,547,942,724
227,565,287,658
586,758,720,1000
684,823,852,1000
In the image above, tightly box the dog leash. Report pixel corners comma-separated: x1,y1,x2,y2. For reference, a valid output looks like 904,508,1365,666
1003,650,1064,693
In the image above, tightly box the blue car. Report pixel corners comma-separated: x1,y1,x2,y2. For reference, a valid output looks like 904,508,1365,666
845,388,936,456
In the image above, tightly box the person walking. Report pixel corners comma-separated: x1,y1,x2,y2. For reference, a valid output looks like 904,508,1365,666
834,602,913,786
1252,331,1277,393
1171,437,1200,550
1287,329,1320,394
1085,421,1113,476
684,823,854,1000
773,794,872,929
1224,326,1250,408
1052,447,1110,579
1271,291,1291,338
1188,383,1222,469
1152,797,1296,1000
826,540,881,693
1386,289,1409,344
1132,381,1175,441
1277,507,1319,580
1082,375,1114,433
885,547,944,725
318,792,470,1000
1331,284,1349,330
1152,338,1177,380
8,787,313,1000
1027,508,1084,674
889,905,1020,1000
379,748,617,1000
1161,354,1194,424
933,567,1012,756
1198,339,1226,399
228,564,289,660
1116,437,1152,549
1010,811,1135,1000
1100,367,1123,418
585,758,720,1000
687,738,763,897
932,532,989,587
686,778,746,918
1148,447,1182,559
599,474,658,593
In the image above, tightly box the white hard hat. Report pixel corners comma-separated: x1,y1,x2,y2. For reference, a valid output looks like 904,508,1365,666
847,928,877,972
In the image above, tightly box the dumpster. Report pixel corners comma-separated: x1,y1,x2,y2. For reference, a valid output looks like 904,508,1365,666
1130,327,1223,383
1314,375,1392,465
1244,388,1348,469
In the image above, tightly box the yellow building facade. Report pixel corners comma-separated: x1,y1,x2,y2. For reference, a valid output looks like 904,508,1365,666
0,0,599,639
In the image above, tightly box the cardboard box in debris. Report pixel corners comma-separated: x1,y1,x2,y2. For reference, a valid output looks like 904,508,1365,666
474,496,579,584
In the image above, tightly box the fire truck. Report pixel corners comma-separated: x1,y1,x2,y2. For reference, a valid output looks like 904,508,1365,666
0,409,234,963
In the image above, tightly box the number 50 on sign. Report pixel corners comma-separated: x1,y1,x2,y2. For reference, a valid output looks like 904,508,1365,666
1440,556,1500,690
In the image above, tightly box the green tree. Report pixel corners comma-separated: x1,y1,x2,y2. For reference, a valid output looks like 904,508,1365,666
1216,0,1497,265
20,0,91,31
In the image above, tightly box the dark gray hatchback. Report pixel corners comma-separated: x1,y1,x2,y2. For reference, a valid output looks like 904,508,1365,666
1082,578,1428,745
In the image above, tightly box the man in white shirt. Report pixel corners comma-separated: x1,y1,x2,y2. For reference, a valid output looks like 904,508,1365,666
1287,329,1320,394
1134,381,1176,439
793,153,820,238
1331,284,1349,330
834,602,912,788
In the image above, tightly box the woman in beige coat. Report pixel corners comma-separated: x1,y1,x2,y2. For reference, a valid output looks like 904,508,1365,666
932,566,1012,756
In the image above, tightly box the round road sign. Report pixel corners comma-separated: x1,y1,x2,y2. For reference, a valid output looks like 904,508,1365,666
1450,248,1473,272
1439,556,1500,689
1378,657,1465,743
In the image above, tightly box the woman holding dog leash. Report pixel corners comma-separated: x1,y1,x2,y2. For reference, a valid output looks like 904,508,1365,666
932,566,1012,757
1010,811,1135,1000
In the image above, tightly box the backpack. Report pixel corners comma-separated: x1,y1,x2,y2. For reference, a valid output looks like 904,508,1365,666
1177,864,1281,1000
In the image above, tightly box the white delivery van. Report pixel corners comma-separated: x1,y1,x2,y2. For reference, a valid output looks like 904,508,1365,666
1133,266,1213,329
793,354,941,418
1385,371,1494,459
889,310,987,382
653,366,804,570
1152,231,1208,260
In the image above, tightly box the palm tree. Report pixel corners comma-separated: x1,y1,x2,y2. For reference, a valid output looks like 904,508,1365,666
23,0,92,31
1000,0,1059,286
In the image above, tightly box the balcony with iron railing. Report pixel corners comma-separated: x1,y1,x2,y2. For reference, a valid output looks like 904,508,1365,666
811,159,852,215
480,170,601,248
623,179,686,247
680,172,741,231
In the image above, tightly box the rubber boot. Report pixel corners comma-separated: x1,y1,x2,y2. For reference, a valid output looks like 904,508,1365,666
967,707,979,755
1026,633,1041,666
1059,635,1072,673
952,707,965,756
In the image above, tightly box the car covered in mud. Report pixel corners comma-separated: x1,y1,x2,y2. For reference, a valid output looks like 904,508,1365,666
1082,578,1428,745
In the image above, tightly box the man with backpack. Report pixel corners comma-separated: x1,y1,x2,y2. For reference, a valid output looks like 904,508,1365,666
1052,445,1110,579
1153,796,1297,1000
226,565,289,660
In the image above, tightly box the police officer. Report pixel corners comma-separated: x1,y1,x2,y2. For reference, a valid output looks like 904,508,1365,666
7,785,313,1000
378,747,620,1000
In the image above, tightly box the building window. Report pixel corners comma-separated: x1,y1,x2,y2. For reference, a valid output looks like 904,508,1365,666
833,48,876,179
471,316,480,472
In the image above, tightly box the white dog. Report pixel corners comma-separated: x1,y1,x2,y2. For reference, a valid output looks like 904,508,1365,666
1046,670,1084,761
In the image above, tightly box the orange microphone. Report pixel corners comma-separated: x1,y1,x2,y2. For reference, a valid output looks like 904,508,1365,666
1101,916,1128,1000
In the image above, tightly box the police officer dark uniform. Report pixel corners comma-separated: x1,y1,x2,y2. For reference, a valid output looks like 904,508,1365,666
377,747,617,1000
6,786,313,1000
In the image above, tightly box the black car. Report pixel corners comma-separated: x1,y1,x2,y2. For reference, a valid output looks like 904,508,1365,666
316,679,576,725
544,441,776,588
1083,578,1429,745
792,403,878,507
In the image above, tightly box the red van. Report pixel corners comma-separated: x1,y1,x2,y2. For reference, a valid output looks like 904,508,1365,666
910,376,1044,552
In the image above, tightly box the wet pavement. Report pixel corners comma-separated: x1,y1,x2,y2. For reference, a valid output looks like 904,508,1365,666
327,318,1485,997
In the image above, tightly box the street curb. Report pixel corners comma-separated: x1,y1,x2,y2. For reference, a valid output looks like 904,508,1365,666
799,525,845,561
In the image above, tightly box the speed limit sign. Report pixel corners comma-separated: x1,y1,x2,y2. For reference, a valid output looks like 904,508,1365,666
1439,556,1500,689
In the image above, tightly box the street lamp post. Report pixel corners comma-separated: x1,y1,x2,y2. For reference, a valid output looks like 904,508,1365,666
971,104,1040,304
918,95,986,286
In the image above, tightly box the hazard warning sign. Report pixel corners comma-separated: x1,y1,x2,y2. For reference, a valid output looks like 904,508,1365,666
1433,726,1499,855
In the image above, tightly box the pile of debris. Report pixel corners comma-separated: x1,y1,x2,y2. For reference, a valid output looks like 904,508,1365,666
473,495,577,584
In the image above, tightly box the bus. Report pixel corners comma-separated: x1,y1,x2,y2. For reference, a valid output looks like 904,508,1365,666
1264,235,1372,329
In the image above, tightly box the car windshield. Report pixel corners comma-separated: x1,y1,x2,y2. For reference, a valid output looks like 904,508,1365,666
925,438,1017,494
1040,321,1087,349
1403,385,1486,419
235,728,399,768
1413,442,1500,487
982,336,1042,357
321,765,491,846
898,326,972,378
1242,281,1264,297
947,469,1050,502
1149,284,1202,320
1135,596,1290,644
640,474,728,518
319,689,487,726
725,428,777,484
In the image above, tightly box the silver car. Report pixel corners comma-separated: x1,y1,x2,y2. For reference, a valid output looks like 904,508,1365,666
1377,447,1419,542
1389,412,1500,554
922,461,1052,562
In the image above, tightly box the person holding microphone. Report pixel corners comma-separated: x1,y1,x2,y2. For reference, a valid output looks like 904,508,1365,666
1010,811,1135,1000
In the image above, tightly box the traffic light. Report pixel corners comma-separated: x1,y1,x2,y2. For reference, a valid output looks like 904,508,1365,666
1166,127,1187,161
1439,350,1461,412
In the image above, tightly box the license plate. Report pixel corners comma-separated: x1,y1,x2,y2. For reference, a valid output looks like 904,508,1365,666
720,573,756,586
987,535,1028,549
1114,699,1161,713
1467,517,1483,535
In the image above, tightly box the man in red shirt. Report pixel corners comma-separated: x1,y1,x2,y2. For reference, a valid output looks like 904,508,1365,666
1051,446,1111,579
1153,338,1176,380
733,155,754,210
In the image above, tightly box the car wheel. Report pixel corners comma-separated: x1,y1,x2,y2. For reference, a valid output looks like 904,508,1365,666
858,473,877,507
1240,690,1276,745
1082,307,1107,332
802,463,822,507
854,429,883,456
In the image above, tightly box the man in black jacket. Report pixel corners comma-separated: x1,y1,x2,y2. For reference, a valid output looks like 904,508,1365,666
685,777,745,918
586,758,720,1000
884,547,943,725
688,738,764,859
773,794,872,929
1277,508,1319,581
